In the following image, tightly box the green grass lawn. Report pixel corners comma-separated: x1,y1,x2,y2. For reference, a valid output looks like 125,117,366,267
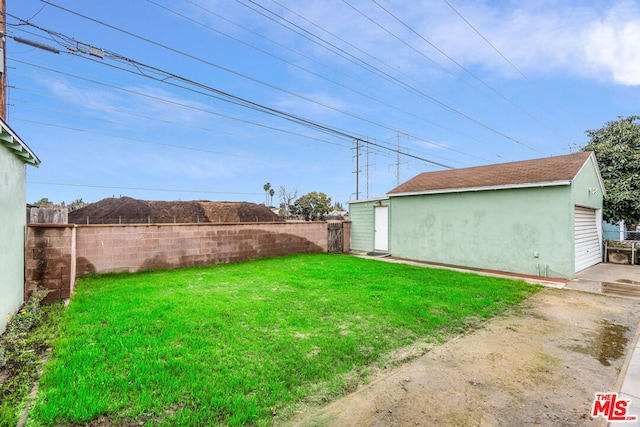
30,253,539,426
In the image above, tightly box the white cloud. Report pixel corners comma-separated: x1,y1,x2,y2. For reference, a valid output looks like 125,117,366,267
38,75,220,124
423,0,640,86
584,2,640,85
283,0,640,86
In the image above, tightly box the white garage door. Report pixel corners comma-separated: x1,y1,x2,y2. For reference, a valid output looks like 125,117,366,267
574,206,601,272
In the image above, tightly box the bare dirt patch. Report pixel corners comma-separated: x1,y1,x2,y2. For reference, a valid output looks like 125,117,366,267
285,288,640,427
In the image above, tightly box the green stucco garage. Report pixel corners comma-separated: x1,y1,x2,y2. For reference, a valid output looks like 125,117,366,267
350,152,604,280
0,119,39,333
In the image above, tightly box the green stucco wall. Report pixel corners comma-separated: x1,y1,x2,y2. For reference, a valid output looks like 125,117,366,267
571,157,604,209
349,199,389,252
389,185,576,279
0,145,27,333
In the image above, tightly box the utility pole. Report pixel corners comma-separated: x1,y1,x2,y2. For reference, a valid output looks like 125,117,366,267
355,139,360,200
365,141,370,199
364,139,375,200
393,131,408,186
0,0,6,121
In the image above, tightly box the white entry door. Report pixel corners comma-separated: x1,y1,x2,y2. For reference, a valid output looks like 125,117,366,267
374,206,389,252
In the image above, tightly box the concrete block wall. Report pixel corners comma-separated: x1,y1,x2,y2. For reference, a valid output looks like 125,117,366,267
25,224,75,302
75,222,329,275
26,221,350,302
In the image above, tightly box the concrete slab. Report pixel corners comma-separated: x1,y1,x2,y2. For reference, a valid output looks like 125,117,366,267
577,263,640,285
608,392,640,427
571,263,640,299
621,336,640,400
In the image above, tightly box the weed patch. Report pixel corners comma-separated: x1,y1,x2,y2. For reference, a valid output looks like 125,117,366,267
0,289,63,427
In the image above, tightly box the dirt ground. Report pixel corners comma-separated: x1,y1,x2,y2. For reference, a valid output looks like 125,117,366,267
285,288,640,427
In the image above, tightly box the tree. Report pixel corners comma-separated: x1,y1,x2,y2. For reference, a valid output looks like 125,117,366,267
263,182,271,206
269,188,275,206
332,202,345,211
582,116,640,224
32,197,53,207
291,191,332,221
68,198,88,212
278,185,298,217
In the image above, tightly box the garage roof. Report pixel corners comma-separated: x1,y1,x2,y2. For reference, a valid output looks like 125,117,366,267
0,118,40,166
389,152,599,196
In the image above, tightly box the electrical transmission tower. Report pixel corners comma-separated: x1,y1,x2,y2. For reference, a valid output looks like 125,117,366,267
392,131,408,186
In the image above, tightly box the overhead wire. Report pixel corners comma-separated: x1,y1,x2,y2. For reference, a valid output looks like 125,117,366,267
9,81,375,158
7,22,479,166
20,5,406,142
149,0,465,151
257,0,503,159
148,0,493,162
36,0,543,156
234,0,543,154
440,0,581,133
9,59,353,151
10,117,265,161
27,180,265,196
8,11,459,169
11,54,464,168
29,0,543,157
365,0,563,139
21,0,522,159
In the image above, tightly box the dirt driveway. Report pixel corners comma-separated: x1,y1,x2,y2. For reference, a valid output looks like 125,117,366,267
285,288,640,426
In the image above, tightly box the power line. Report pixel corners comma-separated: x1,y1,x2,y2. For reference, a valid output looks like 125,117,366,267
27,180,264,195
20,5,400,140
148,0,495,161
440,0,580,133
11,12,460,169
12,6,461,165
9,58,353,150
10,57,416,165
10,86,361,156
11,55,457,169
363,0,562,139
341,0,483,92
10,117,264,160
32,1,544,157
234,0,542,154
255,0,503,159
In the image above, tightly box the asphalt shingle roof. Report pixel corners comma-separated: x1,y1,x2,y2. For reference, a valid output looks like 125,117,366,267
388,151,594,195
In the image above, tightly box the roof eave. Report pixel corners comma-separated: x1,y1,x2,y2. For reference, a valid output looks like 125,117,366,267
387,180,572,197
348,196,389,205
0,118,40,167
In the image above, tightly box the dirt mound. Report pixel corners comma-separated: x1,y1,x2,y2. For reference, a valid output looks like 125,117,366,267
148,200,207,224
68,197,282,224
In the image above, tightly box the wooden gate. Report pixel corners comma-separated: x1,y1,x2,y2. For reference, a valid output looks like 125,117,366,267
327,222,344,253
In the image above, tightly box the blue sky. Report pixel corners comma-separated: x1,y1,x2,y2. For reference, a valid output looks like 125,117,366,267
7,0,640,207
